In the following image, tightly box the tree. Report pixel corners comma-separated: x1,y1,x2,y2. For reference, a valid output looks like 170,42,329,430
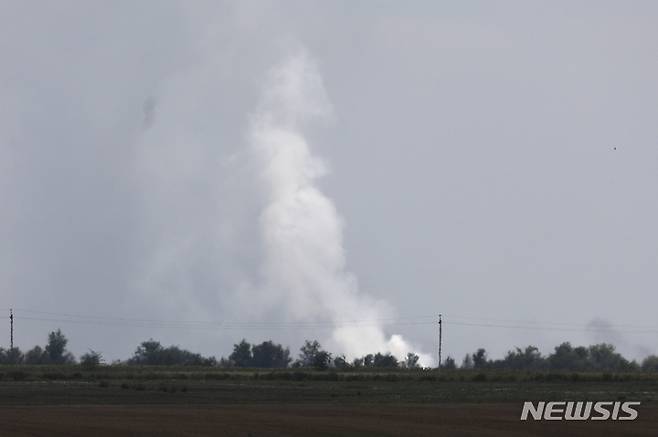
24,346,45,364
298,340,321,367
334,355,350,369
472,348,488,369
217,357,233,368
0,347,23,364
461,354,473,369
373,352,399,368
129,340,215,366
44,329,75,364
251,341,291,368
642,355,658,372
496,346,545,370
296,340,332,370
130,339,164,365
80,350,103,369
587,343,631,371
229,339,253,367
443,356,457,370
312,350,332,370
351,357,364,368
163,345,215,366
548,342,588,371
404,353,420,369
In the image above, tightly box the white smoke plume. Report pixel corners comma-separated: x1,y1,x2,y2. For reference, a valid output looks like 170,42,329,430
249,51,432,366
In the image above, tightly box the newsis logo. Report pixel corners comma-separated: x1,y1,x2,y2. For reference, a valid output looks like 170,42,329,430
521,401,640,421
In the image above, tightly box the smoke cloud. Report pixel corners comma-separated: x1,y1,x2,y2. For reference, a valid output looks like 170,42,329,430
3,2,655,363
249,51,432,365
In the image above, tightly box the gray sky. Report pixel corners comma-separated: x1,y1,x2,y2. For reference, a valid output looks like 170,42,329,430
1,1,657,362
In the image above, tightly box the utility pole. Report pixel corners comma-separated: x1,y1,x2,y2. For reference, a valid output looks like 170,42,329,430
10,309,14,350
438,313,442,370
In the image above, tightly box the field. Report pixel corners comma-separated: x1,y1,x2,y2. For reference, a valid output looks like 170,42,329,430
2,366,658,436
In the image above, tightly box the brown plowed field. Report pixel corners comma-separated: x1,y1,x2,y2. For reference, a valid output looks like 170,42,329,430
2,404,657,437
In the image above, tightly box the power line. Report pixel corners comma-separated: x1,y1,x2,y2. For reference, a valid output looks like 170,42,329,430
12,308,224,326
6,307,658,334
16,315,435,330
12,307,653,328
12,307,436,326
441,313,658,330
446,320,658,334
12,316,658,334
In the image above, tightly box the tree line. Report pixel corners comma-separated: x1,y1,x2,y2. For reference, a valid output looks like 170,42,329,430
2,329,658,372
454,344,654,372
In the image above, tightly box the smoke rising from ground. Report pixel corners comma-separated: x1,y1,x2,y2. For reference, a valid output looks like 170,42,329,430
249,52,431,365
1,2,657,363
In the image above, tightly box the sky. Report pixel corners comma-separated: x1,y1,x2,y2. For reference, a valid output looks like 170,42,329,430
1,1,657,363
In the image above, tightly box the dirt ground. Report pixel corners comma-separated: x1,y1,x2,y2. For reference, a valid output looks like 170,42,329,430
2,404,657,437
